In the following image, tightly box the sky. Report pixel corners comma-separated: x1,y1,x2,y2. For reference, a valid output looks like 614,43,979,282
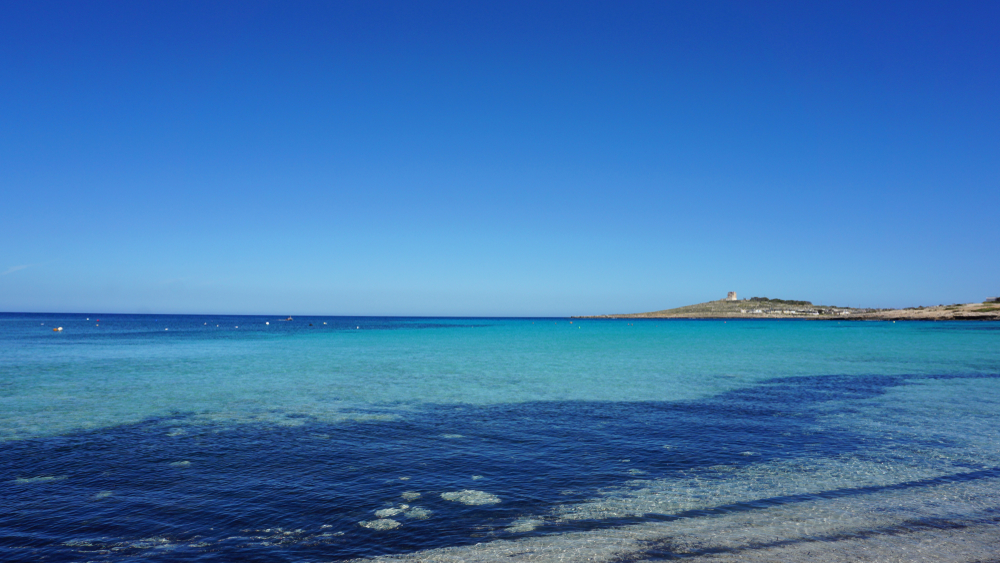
1,0,998,316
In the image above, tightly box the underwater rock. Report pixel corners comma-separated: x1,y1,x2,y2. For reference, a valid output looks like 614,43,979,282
12,475,67,484
359,518,401,531
404,506,432,519
506,518,544,533
375,505,408,518
441,489,501,505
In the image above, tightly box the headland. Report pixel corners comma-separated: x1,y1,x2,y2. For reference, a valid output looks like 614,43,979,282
576,294,1000,321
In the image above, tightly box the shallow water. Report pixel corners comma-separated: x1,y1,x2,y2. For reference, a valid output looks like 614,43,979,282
1,314,998,561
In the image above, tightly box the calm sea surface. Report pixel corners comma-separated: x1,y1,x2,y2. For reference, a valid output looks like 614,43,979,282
2,314,999,561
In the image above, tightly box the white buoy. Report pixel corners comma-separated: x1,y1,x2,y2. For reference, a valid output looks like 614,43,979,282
53,327,63,332
266,321,269,325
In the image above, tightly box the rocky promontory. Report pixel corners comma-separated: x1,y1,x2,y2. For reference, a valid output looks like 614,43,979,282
575,296,1000,321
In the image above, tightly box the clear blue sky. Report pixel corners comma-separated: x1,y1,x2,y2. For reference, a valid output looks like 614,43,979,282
2,1,998,316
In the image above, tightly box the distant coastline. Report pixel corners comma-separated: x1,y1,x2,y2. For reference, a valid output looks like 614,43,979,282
574,295,1000,321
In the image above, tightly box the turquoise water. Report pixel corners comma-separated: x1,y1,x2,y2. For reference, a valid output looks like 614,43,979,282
2,314,1000,561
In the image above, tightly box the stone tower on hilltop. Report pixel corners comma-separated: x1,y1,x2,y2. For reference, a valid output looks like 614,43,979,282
726,291,737,301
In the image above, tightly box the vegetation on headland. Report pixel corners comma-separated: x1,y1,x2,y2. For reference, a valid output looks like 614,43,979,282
575,297,1000,321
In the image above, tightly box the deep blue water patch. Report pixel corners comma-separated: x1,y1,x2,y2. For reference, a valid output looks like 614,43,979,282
1,314,499,346
1,372,987,562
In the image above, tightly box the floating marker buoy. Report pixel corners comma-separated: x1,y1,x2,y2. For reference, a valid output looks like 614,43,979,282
235,326,239,329
266,322,269,325
165,328,168,331
53,327,63,332
357,326,359,329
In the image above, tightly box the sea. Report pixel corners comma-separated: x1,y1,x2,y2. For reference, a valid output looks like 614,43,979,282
2,313,999,562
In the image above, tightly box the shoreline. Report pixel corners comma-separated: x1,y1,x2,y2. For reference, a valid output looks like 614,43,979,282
575,300,1000,322
573,315,1000,321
